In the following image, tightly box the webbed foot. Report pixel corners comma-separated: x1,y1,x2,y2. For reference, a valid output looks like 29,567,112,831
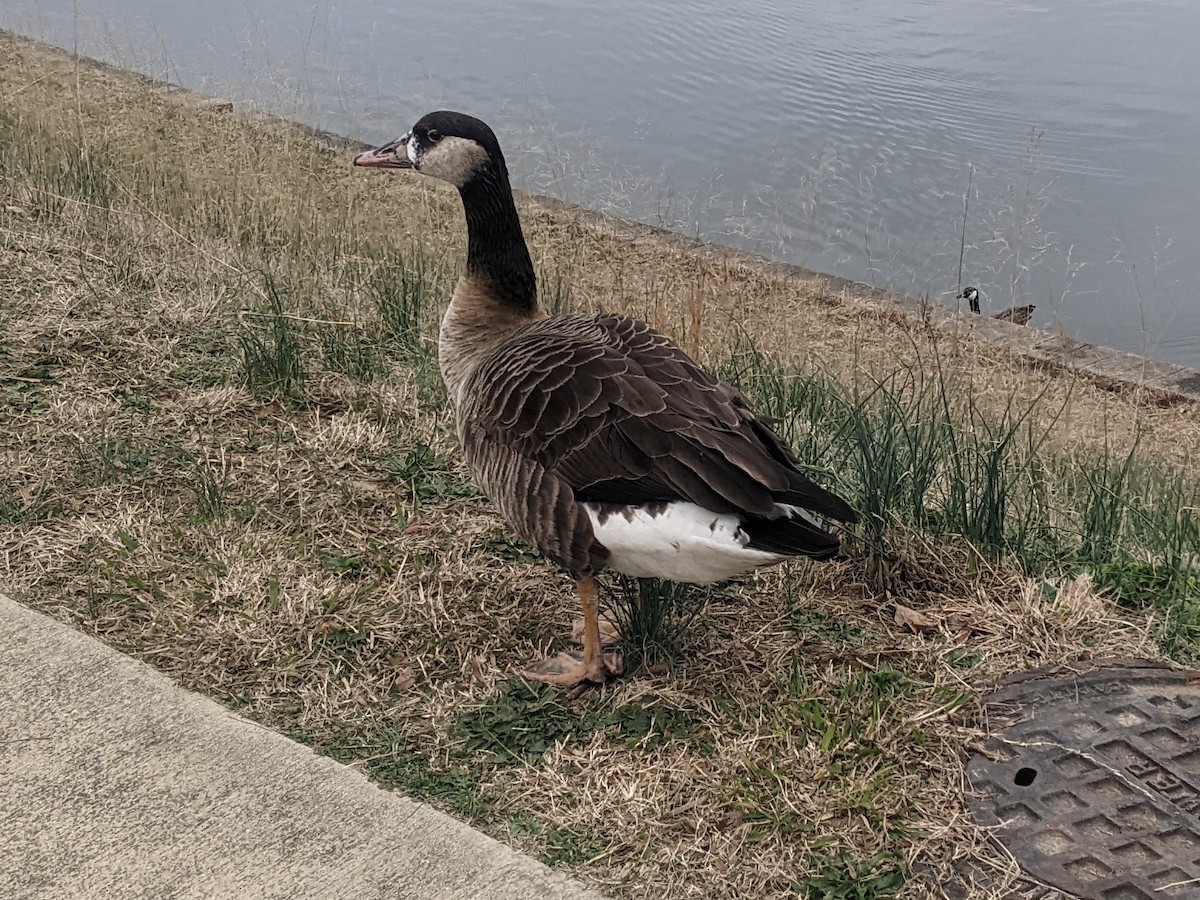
521,649,623,686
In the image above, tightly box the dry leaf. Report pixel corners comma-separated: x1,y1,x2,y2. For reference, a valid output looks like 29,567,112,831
894,603,936,633
393,665,416,692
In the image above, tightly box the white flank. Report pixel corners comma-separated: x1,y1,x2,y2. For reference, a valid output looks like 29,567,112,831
583,501,788,584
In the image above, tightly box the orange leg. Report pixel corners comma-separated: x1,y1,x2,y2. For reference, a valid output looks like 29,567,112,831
577,576,609,682
522,576,622,686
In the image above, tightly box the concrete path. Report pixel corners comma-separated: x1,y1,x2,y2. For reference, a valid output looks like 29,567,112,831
0,593,604,900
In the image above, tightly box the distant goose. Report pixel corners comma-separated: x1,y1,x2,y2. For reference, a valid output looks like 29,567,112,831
958,286,1035,326
355,111,857,686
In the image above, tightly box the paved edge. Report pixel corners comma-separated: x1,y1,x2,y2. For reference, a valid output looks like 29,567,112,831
3,28,1195,405
0,593,605,900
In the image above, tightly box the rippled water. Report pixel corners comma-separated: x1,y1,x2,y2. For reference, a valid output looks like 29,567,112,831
4,0,1199,367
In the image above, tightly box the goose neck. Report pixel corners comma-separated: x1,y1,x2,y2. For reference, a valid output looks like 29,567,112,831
459,170,537,312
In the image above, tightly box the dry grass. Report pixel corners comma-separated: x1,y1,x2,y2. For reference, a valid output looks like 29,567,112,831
1,33,1196,899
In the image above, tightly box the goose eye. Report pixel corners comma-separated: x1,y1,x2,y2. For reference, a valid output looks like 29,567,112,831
426,129,442,144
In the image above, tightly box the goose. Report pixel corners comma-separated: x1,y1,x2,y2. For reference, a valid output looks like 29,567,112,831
958,286,1035,326
355,111,857,686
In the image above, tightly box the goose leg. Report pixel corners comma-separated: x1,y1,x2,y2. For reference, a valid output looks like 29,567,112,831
522,576,622,686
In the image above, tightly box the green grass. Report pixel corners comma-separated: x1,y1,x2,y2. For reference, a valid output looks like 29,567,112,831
67,425,154,485
539,825,606,867
369,251,437,356
796,850,907,899
717,333,1200,653
238,277,308,398
787,595,870,648
0,475,56,525
381,441,480,508
605,574,708,673
452,679,708,762
452,679,606,762
318,323,386,382
188,454,230,523
505,813,607,867
293,721,496,821
607,697,706,750
352,249,449,405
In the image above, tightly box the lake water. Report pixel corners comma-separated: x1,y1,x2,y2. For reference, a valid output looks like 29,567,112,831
4,0,1199,368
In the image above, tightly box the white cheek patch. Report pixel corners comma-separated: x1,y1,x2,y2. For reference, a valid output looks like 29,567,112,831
406,133,419,165
421,136,489,187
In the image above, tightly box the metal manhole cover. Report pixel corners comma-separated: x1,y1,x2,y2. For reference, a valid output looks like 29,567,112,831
967,659,1200,899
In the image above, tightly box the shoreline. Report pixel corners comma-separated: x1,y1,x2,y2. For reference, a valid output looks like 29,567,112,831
4,27,1197,404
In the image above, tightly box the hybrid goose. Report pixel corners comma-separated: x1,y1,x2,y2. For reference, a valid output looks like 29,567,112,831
959,286,1035,326
355,111,857,686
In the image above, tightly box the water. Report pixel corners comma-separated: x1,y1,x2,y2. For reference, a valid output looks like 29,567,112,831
4,0,1199,368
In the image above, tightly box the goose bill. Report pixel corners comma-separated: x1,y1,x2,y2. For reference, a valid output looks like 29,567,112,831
354,134,413,169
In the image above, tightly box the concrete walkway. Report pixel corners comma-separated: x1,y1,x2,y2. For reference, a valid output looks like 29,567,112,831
0,594,604,900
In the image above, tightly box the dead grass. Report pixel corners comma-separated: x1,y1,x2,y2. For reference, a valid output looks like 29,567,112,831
0,32,1195,899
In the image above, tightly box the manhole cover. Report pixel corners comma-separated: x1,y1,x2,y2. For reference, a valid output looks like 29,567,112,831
967,659,1200,899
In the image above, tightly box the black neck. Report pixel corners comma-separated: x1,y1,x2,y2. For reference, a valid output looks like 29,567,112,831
459,166,537,311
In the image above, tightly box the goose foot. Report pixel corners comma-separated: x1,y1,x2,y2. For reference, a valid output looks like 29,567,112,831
521,649,623,687
522,576,623,686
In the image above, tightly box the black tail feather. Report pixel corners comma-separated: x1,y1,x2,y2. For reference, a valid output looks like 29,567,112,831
779,475,859,525
740,511,842,561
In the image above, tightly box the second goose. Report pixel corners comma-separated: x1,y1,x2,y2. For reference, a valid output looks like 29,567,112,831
355,111,857,686
959,286,1035,326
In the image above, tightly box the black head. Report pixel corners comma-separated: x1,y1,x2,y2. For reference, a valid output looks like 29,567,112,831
353,110,506,188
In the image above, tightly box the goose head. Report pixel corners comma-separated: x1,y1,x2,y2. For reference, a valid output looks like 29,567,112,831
353,110,507,189
958,285,981,314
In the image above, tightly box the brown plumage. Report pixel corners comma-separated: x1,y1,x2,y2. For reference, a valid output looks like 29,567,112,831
355,111,856,684
992,304,1036,326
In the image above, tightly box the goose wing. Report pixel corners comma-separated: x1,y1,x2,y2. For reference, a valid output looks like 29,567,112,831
459,313,856,524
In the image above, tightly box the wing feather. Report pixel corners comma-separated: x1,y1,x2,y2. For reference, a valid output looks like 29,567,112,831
459,313,857,535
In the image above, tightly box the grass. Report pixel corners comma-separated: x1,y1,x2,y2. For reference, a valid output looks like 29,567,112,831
1,33,1199,899
605,574,709,673
720,336,1199,615
453,679,607,762
797,851,907,899
451,679,708,763
238,277,308,398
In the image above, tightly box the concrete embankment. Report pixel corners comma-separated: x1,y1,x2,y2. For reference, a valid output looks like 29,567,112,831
0,593,604,900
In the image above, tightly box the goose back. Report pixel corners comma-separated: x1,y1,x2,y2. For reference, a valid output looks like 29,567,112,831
457,312,856,577
993,304,1036,326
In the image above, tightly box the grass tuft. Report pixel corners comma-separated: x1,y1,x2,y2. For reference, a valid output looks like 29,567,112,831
189,454,231,523
605,574,707,673
318,324,385,382
381,442,479,509
796,850,907,899
238,277,307,398
606,697,705,750
364,250,443,360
